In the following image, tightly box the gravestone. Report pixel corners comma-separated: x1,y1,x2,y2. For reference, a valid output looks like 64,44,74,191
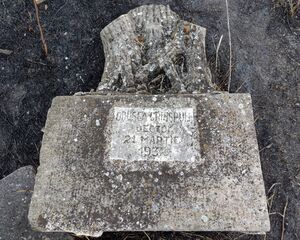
28,5,270,237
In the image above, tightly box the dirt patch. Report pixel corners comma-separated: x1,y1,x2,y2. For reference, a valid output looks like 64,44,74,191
0,0,299,239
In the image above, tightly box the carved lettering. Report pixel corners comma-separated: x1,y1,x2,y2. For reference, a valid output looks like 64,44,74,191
109,107,200,162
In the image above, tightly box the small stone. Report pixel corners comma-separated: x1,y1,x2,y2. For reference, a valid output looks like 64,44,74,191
0,166,72,240
116,174,123,182
96,119,101,126
201,215,209,223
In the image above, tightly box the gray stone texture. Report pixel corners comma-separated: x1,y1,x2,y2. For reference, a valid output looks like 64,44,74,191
0,166,72,240
97,5,213,94
29,93,270,237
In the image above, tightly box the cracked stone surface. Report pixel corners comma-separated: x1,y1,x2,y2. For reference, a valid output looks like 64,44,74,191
29,93,270,237
0,166,72,240
97,5,214,94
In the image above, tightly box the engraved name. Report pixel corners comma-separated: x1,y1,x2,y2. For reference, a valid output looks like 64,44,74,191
109,107,200,162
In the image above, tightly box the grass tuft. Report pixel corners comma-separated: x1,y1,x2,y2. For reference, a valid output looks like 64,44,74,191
274,0,300,17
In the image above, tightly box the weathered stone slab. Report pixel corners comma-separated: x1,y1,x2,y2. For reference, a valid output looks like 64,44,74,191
0,166,72,240
29,93,270,236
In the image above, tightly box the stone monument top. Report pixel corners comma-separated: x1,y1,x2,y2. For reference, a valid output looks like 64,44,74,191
97,4,213,93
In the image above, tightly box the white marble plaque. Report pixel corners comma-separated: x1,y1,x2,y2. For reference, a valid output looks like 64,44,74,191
109,107,200,162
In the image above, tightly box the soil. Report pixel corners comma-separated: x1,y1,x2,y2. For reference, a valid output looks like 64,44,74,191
0,0,299,239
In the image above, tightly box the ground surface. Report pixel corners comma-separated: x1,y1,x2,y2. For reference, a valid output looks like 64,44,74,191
0,0,299,239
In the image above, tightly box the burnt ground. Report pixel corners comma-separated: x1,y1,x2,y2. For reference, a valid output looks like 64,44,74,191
0,0,299,239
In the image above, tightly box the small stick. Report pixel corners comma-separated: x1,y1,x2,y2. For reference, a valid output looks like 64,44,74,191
235,79,247,93
215,34,223,71
143,232,151,240
25,58,47,66
35,0,46,4
33,0,48,56
263,233,267,240
268,182,281,194
281,199,288,240
225,0,232,92
0,49,13,55
259,143,273,152
269,212,284,217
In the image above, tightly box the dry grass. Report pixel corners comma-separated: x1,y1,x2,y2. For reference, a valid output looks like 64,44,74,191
72,232,255,240
33,0,48,56
274,0,300,17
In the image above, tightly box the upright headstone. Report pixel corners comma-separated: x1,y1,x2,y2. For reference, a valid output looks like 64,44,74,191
0,166,72,240
97,4,213,94
28,5,270,237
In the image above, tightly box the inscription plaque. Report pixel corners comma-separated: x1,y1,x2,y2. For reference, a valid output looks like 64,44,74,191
109,107,200,162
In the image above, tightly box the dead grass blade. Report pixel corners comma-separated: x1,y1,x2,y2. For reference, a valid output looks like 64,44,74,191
33,0,48,56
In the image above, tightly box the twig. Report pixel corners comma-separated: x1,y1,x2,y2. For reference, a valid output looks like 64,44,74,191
259,143,273,152
53,0,68,18
267,195,275,208
25,58,47,66
180,232,214,240
215,34,223,71
225,0,232,92
268,182,281,194
233,233,249,239
0,49,13,55
16,189,33,193
36,0,46,4
281,199,288,240
269,212,284,217
33,0,48,56
143,232,151,240
235,79,248,93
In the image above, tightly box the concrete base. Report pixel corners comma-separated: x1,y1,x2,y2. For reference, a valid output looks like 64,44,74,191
29,93,270,237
